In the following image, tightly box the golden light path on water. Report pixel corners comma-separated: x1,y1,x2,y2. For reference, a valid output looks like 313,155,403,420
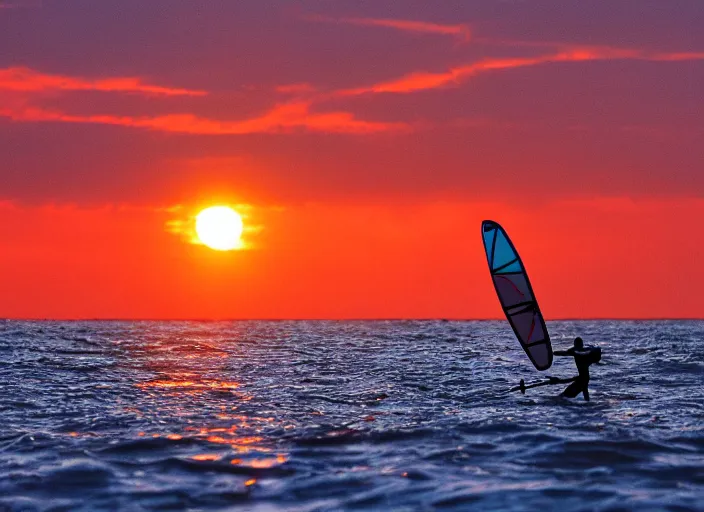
128,329,291,480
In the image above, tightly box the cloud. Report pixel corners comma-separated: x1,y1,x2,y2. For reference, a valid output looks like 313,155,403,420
0,67,207,96
0,101,408,134
306,14,470,42
649,51,704,61
0,67,406,135
337,55,550,96
337,46,704,96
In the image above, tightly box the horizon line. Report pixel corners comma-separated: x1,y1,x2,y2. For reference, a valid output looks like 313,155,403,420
2,317,703,322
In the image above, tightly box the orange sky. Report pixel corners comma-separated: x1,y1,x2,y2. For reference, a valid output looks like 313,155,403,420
1,2,703,319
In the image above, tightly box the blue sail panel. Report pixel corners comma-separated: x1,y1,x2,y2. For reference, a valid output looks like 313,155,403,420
483,226,495,263
492,229,516,270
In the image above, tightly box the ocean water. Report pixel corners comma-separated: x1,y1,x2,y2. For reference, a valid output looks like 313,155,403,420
0,320,702,512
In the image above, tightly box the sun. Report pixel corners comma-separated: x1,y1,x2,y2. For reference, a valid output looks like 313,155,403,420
195,206,244,251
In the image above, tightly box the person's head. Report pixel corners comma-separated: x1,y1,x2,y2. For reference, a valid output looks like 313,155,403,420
574,337,584,349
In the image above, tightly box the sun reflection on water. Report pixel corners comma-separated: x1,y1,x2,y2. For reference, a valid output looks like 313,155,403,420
136,379,241,390
192,454,220,462
130,330,290,472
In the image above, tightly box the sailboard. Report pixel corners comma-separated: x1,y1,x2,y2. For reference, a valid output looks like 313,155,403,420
481,220,552,371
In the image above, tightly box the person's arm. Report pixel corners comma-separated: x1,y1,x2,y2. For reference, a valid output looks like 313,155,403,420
554,347,574,356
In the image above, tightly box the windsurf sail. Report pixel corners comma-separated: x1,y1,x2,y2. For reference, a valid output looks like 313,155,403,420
481,220,552,371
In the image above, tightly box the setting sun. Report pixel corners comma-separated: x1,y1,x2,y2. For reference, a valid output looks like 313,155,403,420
195,206,244,251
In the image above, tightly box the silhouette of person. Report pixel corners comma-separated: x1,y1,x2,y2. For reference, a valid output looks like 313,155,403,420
554,337,600,401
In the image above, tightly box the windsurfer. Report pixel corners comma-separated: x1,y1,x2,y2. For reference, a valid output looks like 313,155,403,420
554,337,601,401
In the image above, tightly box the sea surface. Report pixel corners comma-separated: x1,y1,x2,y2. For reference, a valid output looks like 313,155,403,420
0,320,702,511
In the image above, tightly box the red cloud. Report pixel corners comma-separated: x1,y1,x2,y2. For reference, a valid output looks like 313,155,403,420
306,14,470,41
649,51,704,61
338,56,549,96
338,47,704,96
0,67,207,96
0,101,408,135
